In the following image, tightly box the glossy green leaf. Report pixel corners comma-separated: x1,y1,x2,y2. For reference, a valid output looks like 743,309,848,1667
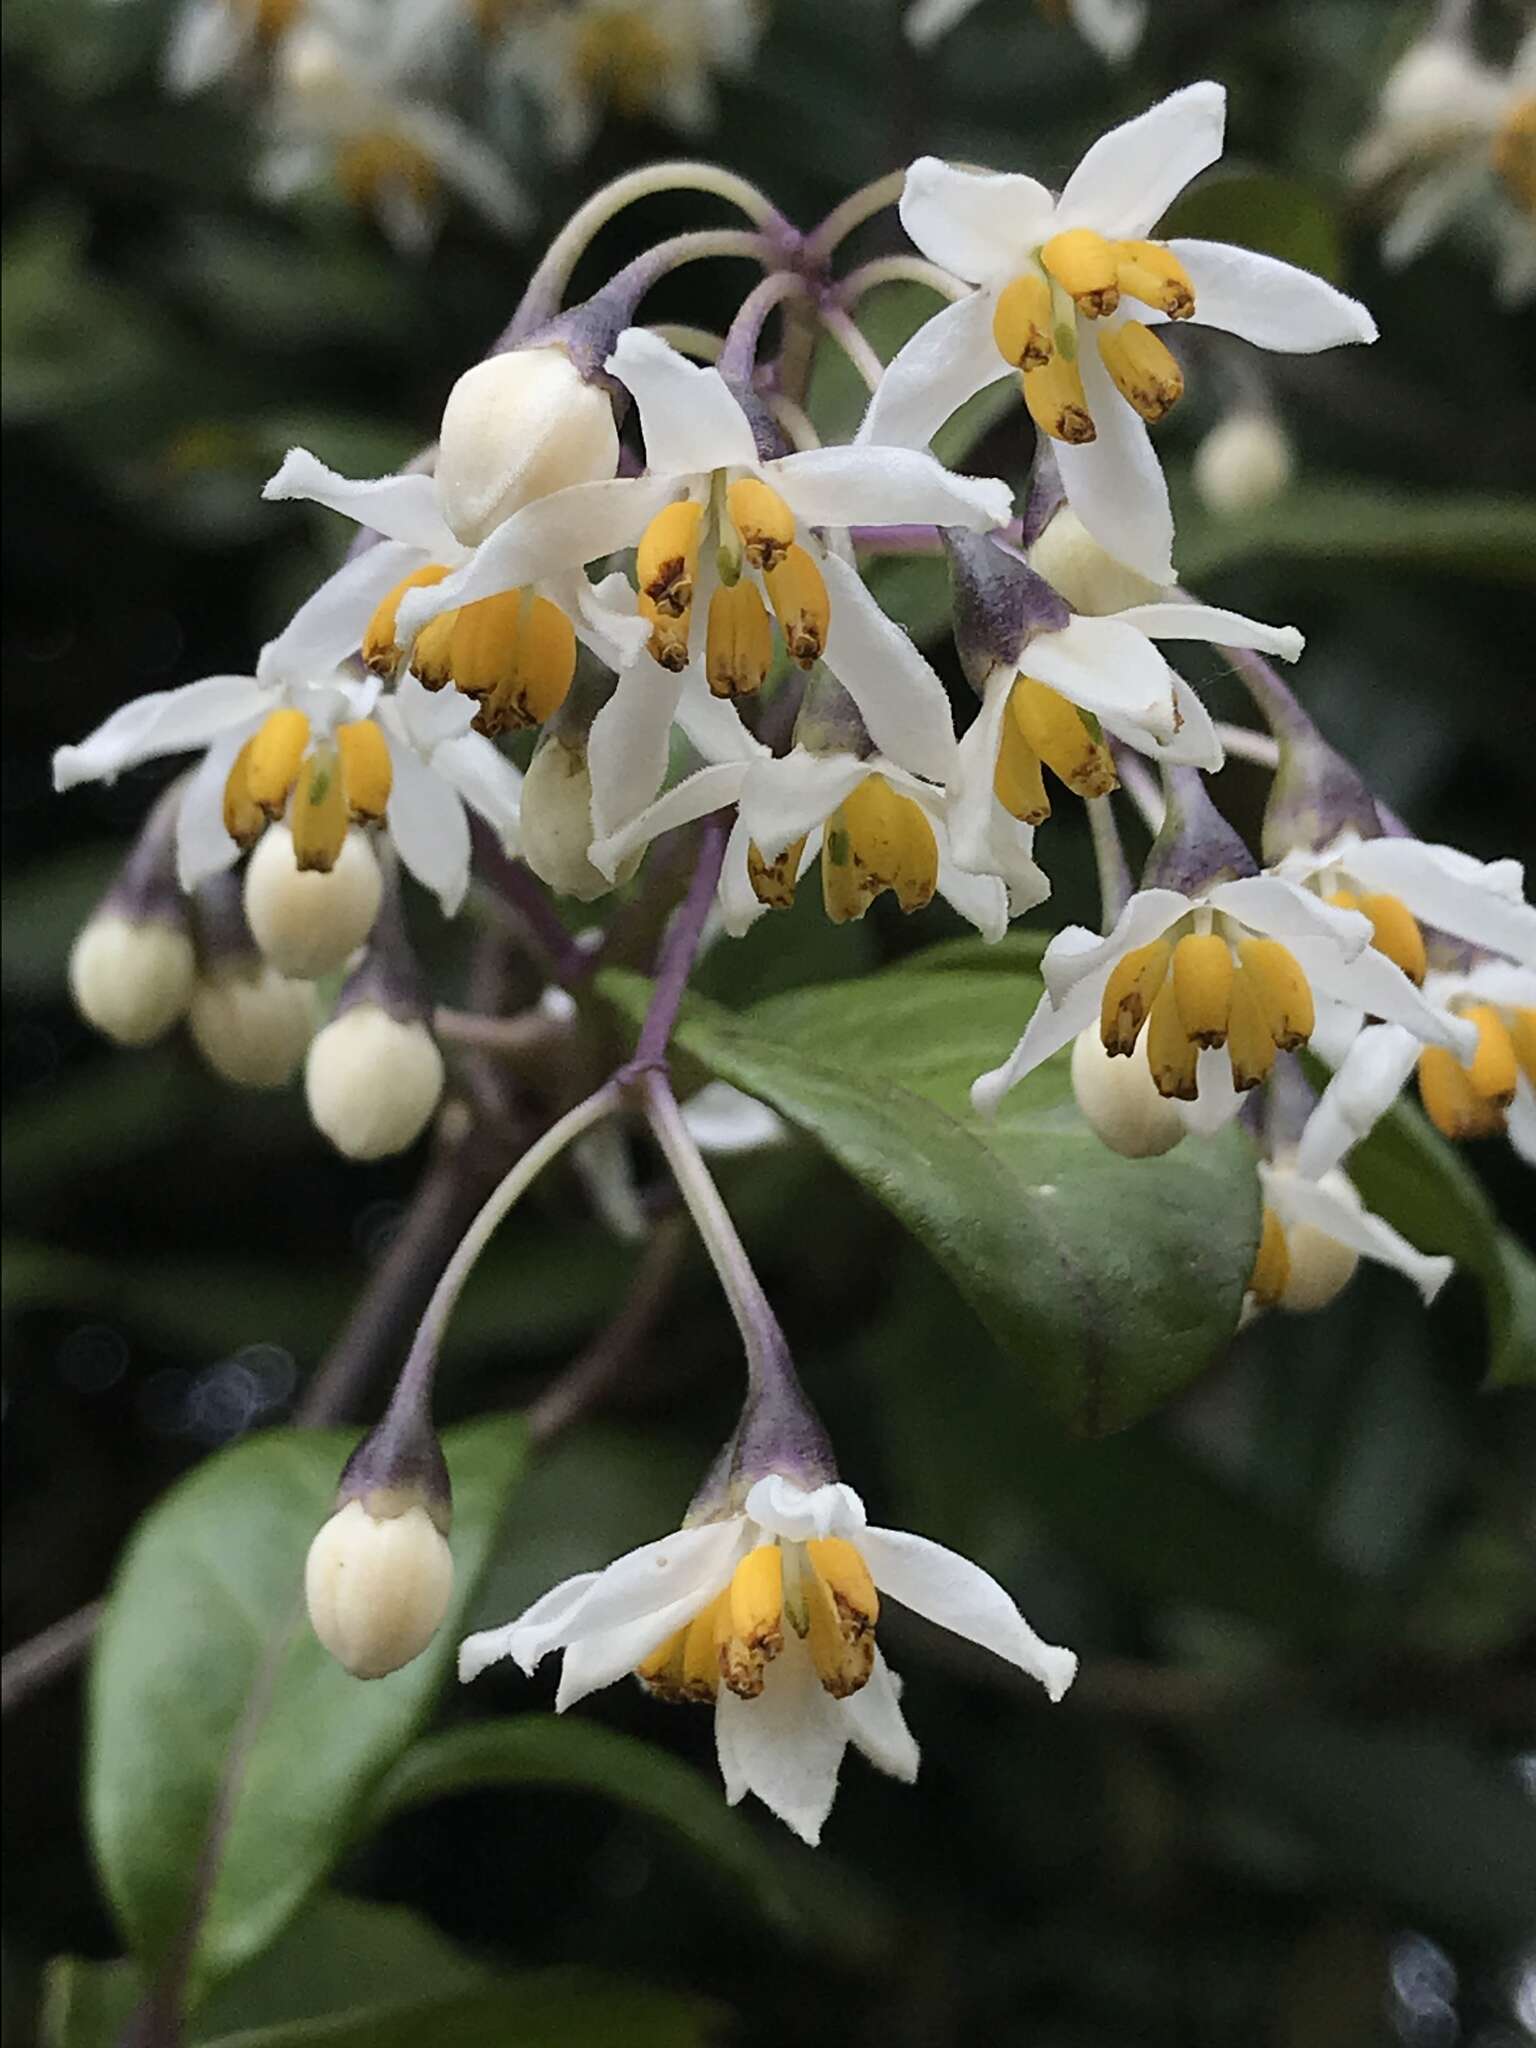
601,957,1261,1434
87,1419,524,1995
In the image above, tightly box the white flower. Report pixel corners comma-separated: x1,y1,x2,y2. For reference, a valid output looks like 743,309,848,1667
380,327,1012,839
591,702,1013,941
972,874,1476,1132
459,1473,1076,1845
162,0,301,95
860,83,1377,582
1254,1159,1453,1311
906,0,1144,65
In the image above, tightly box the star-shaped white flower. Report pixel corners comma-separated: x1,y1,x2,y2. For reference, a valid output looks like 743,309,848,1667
459,1473,1076,1846
860,82,1378,581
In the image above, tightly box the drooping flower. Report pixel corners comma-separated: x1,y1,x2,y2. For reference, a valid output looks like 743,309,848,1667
460,1471,1075,1845
1250,1158,1454,1313
860,83,1377,581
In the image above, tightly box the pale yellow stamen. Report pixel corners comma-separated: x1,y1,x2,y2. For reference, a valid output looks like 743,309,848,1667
1021,352,1096,445
747,836,806,911
726,478,796,572
637,499,704,619
1041,228,1121,317
822,775,939,924
336,719,392,823
362,564,453,675
290,746,350,873
1329,889,1427,987
1225,968,1277,1092
1099,939,1172,1056
246,708,311,820
1236,938,1315,1051
993,712,1051,826
335,133,437,214
803,1538,878,1699
1095,320,1185,424
992,272,1056,370
1171,932,1234,1049
640,590,692,672
705,580,775,699
1009,677,1117,799
715,1545,785,1700
1114,239,1196,320
1249,1208,1291,1308
1144,976,1199,1100
763,545,830,670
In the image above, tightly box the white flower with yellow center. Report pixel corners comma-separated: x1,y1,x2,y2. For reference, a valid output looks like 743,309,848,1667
972,874,1476,1133
1249,1158,1454,1315
460,1473,1075,1845
860,82,1378,582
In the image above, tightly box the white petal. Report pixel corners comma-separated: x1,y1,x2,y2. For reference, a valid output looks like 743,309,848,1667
402,105,529,235
717,811,776,939
605,326,758,478
842,1652,920,1783
1054,339,1174,584
854,290,1008,452
1508,1076,1536,1168
589,760,748,882
970,970,1101,1116
859,1526,1078,1701
585,662,689,847
712,1632,850,1844
1260,1165,1453,1305
1173,239,1379,352
53,676,262,791
541,567,651,673
948,670,1013,876
772,444,1011,536
1296,1023,1419,1178
175,720,259,891
1023,616,1179,736
898,155,1055,282
1055,81,1227,240
1340,839,1536,966
737,752,872,860
553,1600,723,1712
384,736,471,915
681,1081,787,1155
459,1571,601,1682
258,540,431,685
527,1520,748,1657
165,0,246,92
1110,599,1304,663
1289,938,1479,1056
1174,1046,1243,1135
1071,0,1146,62
744,1476,866,1542
1042,890,1189,1002
1208,875,1372,954
820,554,959,783
262,447,459,557
1105,672,1223,772
674,665,769,766
384,669,478,751
432,731,523,851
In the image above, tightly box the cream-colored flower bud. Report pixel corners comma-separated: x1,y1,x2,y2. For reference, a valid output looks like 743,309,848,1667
1192,412,1293,516
189,962,319,1088
1276,1168,1362,1313
519,735,639,903
68,914,195,1048
274,22,350,103
243,824,382,980
436,347,620,549
305,1497,453,1680
1026,506,1167,616
305,1004,445,1160
1070,1025,1185,1157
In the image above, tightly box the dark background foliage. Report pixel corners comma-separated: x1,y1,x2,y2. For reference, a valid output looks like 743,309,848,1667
4,0,1535,2043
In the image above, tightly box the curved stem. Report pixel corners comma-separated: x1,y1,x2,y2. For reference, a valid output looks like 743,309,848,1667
1114,748,1165,833
804,169,907,264
834,254,970,306
817,305,886,392
1214,720,1281,768
647,323,725,362
1087,794,1133,928
509,165,790,344
622,812,729,1075
716,270,814,386
764,391,821,451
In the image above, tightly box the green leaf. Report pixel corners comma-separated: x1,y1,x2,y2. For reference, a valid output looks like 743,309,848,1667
190,1977,719,2048
1163,173,1344,281
600,956,1261,1434
1341,1092,1536,1388
87,1419,525,1995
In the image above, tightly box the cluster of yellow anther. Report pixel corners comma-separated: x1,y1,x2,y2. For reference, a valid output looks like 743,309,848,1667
334,133,438,215
1100,927,1315,1099
746,774,940,925
1493,97,1536,218
1325,887,1427,985
364,567,577,735
1417,1001,1533,1142
223,709,391,870
635,1537,879,1705
992,676,1118,825
992,229,1195,445
635,482,831,698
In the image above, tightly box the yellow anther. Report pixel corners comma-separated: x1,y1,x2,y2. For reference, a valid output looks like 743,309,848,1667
246,708,311,819
705,580,775,699
681,1596,725,1702
640,591,692,672
993,714,1051,826
636,498,704,618
1493,97,1536,217
992,271,1057,370
249,0,303,46
362,563,452,675
726,477,796,572
1041,227,1121,317
1358,893,1428,987
803,1538,878,1700
1463,1005,1519,1108
716,1544,785,1700
747,835,806,910
290,746,350,873
1225,968,1277,1092
1172,932,1234,1048
764,545,831,670
822,775,939,925
1021,353,1096,445
1417,1045,1505,1142
222,735,265,851
1249,1208,1291,1309
335,133,437,214
1144,977,1199,1100
409,609,461,692
573,9,669,115
479,593,578,734
1009,677,1117,799
634,1625,689,1702
1094,320,1185,424
1509,1006,1536,1086
1236,938,1315,1051
336,719,392,823
1114,239,1196,320
1099,938,1172,1056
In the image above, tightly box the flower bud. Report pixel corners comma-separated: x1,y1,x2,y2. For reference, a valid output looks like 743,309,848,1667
436,347,620,549
69,914,196,1048
1026,505,1166,617
1069,1025,1185,1157
189,962,319,1087
243,823,382,979
305,1004,445,1159
519,733,638,902
305,1497,454,1680
1270,1167,1362,1313
1192,412,1293,516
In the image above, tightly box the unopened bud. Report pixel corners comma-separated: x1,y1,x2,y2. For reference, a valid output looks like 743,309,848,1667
436,347,620,549
1026,505,1166,616
305,1497,454,1680
306,1004,445,1159
1069,1025,1185,1156
243,823,382,979
189,962,319,1087
69,914,195,1048
519,733,638,902
1193,412,1293,516
1272,1167,1362,1313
